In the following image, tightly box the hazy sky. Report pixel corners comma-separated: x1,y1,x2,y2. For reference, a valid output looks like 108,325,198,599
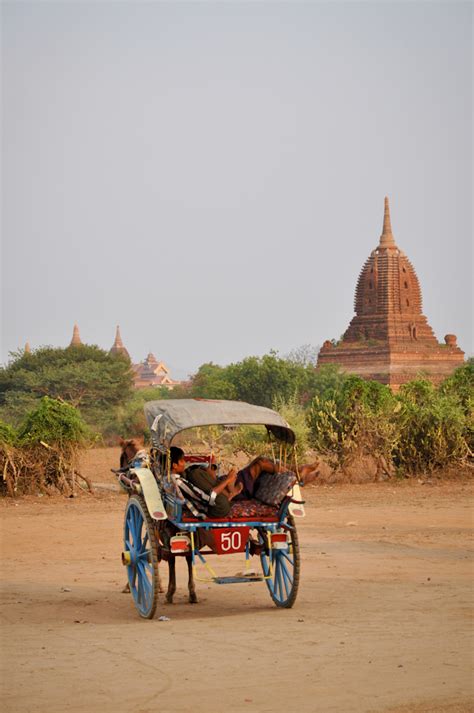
2,1,472,379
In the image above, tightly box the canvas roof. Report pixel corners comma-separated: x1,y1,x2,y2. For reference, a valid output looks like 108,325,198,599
143,398,295,448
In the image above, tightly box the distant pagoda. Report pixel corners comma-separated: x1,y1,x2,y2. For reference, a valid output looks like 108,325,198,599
109,325,131,361
317,197,464,390
69,323,83,347
107,328,177,388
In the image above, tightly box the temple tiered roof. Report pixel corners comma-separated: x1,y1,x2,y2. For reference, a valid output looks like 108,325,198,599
132,352,175,389
317,198,464,390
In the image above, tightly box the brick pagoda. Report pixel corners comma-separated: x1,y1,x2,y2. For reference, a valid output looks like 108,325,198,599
69,323,83,347
317,198,464,390
109,325,131,361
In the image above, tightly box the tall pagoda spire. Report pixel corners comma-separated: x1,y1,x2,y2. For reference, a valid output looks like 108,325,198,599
379,196,396,248
113,325,124,349
70,323,83,347
24,342,31,354
317,196,464,391
109,325,130,360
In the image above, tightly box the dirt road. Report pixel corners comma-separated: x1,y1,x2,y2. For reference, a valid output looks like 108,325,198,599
1,470,472,713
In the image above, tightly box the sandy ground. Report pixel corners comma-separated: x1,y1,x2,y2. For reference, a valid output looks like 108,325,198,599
0,448,473,713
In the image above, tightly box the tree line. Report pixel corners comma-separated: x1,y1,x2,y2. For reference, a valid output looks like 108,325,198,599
0,345,472,476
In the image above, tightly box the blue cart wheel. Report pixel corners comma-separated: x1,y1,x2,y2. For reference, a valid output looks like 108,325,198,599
259,516,300,608
124,494,160,619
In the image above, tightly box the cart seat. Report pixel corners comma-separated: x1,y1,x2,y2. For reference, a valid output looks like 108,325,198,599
182,498,279,523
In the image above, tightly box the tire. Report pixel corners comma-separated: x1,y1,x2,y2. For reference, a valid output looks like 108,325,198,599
123,494,160,619
259,516,300,608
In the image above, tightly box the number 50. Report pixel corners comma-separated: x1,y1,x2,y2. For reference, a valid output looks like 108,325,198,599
221,531,241,552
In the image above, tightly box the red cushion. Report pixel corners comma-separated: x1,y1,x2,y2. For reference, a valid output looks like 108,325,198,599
182,498,278,523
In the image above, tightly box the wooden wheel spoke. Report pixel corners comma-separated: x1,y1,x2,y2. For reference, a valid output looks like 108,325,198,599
279,556,292,598
275,559,284,601
136,571,144,605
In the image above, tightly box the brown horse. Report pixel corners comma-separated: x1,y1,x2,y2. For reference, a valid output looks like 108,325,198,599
119,439,197,604
119,438,147,468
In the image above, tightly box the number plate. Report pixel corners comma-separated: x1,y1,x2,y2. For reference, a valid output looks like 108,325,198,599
212,527,250,554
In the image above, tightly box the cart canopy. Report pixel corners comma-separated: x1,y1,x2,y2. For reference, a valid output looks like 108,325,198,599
144,398,295,448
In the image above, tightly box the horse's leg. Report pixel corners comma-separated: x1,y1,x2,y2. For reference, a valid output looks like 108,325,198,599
166,557,176,604
158,566,164,593
187,555,198,603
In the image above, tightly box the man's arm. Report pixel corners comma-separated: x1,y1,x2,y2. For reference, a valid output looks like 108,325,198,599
212,468,237,495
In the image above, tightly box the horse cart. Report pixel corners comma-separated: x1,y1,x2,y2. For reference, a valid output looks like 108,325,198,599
118,399,305,619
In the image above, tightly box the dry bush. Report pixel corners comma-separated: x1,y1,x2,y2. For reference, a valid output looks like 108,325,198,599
0,397,92,497
0,442,90,496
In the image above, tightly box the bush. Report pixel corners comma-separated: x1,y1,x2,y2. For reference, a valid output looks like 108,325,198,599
0,421,18,445
394,379,469,474
18,396,89,446
439,360,474,454
1,397,91,496
306,375,398,467
273,394,310,459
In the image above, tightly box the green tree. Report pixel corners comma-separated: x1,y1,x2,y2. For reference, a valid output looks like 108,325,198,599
186,353,337,409
224,353,318,408
0,345,133,428
311,364,348,401
112,386,171,441
189,363,237,400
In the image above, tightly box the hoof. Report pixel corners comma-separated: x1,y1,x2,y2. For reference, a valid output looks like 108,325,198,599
121,583,130,594
189,593,198,604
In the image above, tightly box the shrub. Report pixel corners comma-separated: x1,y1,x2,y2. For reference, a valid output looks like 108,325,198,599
18,396,89,446
273,394,310,459
306,375,398,467
1,397,91,496
394,379,469,474
0,421,18,445
439,361,474,454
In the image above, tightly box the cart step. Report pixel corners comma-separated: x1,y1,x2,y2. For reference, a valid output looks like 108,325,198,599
213,576,263,584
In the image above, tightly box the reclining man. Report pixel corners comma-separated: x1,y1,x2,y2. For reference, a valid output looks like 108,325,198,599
169,447,242,518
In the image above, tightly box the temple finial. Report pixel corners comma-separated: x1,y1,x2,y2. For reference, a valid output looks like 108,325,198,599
379,196,395,248
113,325,124,348
70,323,83,347
24,341,31,354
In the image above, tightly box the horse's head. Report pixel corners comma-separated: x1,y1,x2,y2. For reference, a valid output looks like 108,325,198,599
119,438,143,468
